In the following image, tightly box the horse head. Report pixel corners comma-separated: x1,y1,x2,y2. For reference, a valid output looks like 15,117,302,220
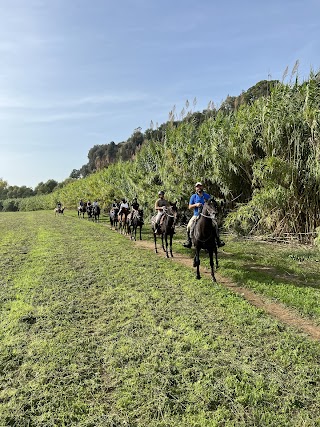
170,201,178,215
163,202,178,228
201,198,217,218
133,209,143,222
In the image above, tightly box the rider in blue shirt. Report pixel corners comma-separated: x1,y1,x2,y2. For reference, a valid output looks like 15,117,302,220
183,182,225,248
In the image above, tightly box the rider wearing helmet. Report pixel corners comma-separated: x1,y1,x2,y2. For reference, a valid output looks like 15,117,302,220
154,190,169,234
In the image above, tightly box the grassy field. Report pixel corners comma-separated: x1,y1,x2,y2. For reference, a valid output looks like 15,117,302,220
0,211,320,426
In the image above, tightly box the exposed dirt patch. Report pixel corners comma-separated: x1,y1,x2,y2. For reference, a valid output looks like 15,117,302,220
134,239,320,342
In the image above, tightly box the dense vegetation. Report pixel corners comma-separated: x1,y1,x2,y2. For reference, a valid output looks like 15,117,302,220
0,211,320,426
2,71,320,241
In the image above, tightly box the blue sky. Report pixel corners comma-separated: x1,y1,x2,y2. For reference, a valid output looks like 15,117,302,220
0,0,319,188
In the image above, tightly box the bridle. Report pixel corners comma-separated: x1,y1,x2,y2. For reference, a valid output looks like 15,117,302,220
163,208,176,218
198,201,216,219
200,212,216,219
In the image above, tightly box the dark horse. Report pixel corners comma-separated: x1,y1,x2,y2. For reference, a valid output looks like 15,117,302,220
118,207,129,234
109,207,119,229
192,198,218,282
55,207,65,215
78,205,86,218
86,205,93,219
92,205,100,222
152,202,177,258
127,209,144,241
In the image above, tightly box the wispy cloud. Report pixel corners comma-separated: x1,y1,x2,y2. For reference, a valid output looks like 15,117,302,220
0,91,149,111
24,110,109,124
64,92,149,107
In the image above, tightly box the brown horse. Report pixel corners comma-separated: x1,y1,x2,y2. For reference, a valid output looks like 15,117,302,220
152,202,177,257
192,198,218,282
118,207,129,234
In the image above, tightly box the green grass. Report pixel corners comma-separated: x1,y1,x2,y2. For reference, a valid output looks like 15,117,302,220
0,211,320,426
215,236,320,323
140,221,320,323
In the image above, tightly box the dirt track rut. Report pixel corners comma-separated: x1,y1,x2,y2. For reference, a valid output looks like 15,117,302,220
134,239,320,342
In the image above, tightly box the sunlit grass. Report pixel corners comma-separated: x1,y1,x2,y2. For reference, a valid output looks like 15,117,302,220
0,211,319,426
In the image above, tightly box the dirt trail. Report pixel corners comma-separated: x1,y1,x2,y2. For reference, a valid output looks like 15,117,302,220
134,239,320,342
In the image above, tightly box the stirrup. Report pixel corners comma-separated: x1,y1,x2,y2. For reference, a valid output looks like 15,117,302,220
183,240,192,248
217,240,225,247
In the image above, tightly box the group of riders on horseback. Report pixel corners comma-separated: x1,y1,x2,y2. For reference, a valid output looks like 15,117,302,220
61,181,225,281
60,181,225,248
77,199,100,220
71,181,226,249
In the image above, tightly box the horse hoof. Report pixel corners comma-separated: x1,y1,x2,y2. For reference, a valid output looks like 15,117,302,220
196,276,201,280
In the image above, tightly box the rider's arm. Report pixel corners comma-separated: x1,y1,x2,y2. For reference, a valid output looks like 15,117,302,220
155,200,163,211
188,195,201,209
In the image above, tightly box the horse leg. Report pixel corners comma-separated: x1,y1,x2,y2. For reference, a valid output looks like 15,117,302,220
165,233,169,258
139,225,142,241
154,231,158,253
169,232,173,257
194,247,201,279
208,249,216,282
161,233,166,252
214,247,219,269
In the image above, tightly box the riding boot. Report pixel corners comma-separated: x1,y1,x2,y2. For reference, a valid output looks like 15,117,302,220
216,234,225,247
183,231,192,248
214,224,225,247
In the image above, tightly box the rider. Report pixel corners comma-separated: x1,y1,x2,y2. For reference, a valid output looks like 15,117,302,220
93,200,99,207
130,197,143,226
182,182,225,248
154,190,169,234
79,199,84,207
131,197,139,211
118,198,129,217
57,201,62,210
86,200,91,207
112,199,118,209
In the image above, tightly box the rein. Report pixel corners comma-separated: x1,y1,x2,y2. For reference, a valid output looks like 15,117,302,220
194,231,214,243
200,212,216,219
163,208,176,218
